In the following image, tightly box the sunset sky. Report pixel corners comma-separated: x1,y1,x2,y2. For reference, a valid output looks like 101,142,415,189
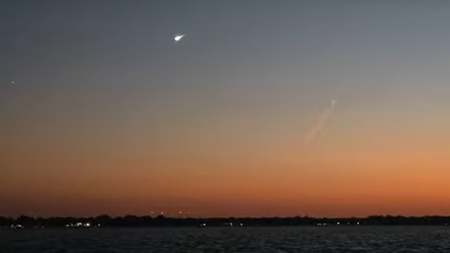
1,1,450,217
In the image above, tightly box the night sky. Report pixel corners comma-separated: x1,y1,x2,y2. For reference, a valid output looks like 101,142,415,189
1,1,450,217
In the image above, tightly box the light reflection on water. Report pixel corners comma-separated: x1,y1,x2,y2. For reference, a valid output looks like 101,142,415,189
2,226,450,252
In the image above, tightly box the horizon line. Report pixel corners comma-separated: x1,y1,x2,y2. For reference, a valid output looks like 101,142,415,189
4,214,450,219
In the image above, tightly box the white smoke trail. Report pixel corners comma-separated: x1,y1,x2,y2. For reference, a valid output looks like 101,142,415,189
304,101,336,144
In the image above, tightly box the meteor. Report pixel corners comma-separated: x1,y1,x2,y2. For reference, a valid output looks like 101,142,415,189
173,33,186,43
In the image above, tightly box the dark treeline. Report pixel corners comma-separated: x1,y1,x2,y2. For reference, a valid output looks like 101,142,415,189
1,215,450,228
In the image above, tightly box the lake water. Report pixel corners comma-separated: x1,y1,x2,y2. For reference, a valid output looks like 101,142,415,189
2,226,450,252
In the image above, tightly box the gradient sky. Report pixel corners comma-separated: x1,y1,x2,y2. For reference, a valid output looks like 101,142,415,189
2,1,450,217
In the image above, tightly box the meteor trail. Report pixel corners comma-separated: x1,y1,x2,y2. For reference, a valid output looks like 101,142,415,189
304,100,337,144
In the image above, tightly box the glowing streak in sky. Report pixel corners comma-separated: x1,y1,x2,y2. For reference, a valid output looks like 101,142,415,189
174,34,185,43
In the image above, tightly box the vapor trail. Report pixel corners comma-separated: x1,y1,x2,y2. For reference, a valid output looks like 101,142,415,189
304,101,336,144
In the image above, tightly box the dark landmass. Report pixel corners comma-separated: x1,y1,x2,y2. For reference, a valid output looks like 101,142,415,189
1,215,450,228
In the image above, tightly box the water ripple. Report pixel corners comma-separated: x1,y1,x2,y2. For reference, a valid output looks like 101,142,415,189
1,226,450,253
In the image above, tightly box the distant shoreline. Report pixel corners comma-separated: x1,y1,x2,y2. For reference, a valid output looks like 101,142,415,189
1,215,449,228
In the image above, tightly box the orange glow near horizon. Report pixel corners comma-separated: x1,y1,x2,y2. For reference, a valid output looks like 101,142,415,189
2,119,450,217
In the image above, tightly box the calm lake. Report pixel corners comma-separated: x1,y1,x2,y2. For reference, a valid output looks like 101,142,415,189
2,226,450,252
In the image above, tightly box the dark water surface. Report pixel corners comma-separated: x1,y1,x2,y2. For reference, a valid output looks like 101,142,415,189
2,226,450,252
